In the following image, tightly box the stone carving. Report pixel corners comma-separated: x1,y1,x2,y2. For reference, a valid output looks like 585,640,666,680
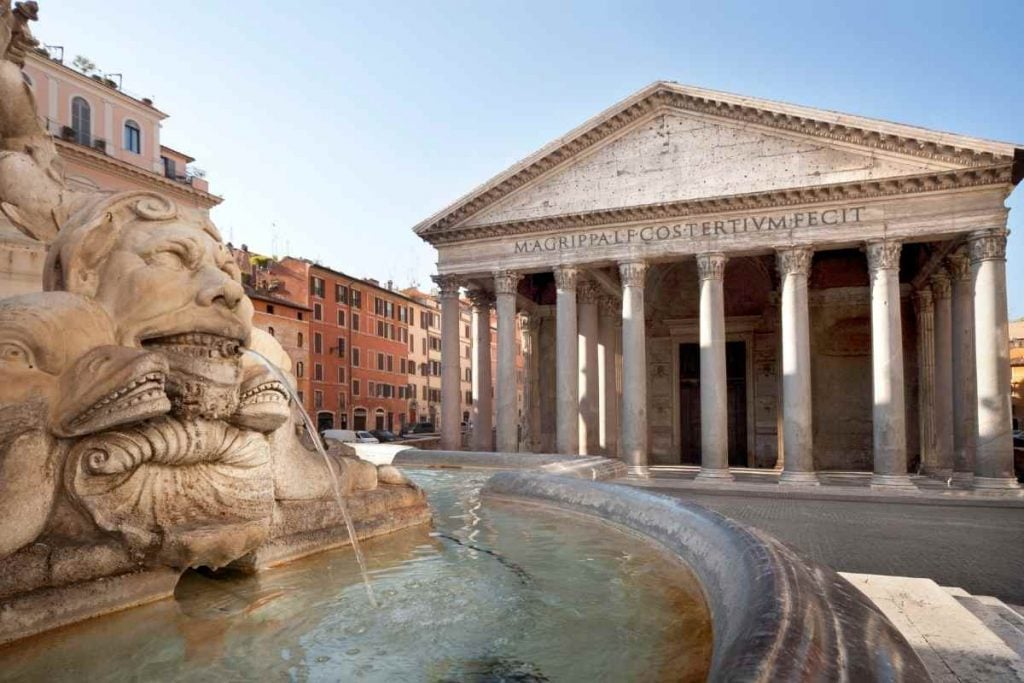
576,277,601,303
696,252,727,281
968,229,1006,263
929,269,952,300
431,273,462,298
945,250,971,282
553,265,578,291
865,240,901,273
492,269,521,296
0,3,429,643
466,288,494,310
618,260,647,288
776,247,813,277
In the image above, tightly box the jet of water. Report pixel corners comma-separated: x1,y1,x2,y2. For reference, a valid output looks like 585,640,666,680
243,348,378,607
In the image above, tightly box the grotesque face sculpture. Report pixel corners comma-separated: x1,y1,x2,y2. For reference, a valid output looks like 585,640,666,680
0,291,170,559
45,193,255,420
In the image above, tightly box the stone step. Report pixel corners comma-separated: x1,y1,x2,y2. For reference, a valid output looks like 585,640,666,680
953,594,1024,661
845,573,1024,682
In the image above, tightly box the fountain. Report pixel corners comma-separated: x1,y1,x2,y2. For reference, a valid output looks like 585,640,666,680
0,3,932,680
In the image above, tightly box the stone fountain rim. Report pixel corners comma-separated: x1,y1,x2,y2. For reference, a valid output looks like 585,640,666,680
393,449,931,682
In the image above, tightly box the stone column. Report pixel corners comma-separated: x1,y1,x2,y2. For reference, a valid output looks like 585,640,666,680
929,270,954,477
494,270,521,453
913,289,937,477
522,312,541,453
866,241,913,488
619,261,648,476
948,250,977,483
969,230,1019,489
468,290,494,452
695,253,733,482
434,274,463,451
577,278,601,455
777,247,818,485
536,307,557,453
554,266,580,455
599,297,619,457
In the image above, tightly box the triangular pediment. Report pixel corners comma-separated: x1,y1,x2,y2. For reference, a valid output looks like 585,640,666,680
461,109,944,228
414,82,1018,241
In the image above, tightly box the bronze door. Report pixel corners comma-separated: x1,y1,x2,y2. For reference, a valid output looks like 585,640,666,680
679,341,748,466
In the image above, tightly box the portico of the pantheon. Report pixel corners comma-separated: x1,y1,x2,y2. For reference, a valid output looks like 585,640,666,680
413,82,1022,490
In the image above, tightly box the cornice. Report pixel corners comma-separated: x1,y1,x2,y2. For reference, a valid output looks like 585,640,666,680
56,140,222,209
422,164,1012,246
415,83,1016,238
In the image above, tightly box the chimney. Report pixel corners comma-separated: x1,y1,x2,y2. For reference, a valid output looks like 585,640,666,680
387,279,393,290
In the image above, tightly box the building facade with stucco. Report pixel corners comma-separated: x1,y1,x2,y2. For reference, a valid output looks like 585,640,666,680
415,82,1022,490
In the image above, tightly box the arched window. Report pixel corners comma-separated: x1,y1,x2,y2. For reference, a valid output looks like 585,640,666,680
123,119,141,154
71,96,91,145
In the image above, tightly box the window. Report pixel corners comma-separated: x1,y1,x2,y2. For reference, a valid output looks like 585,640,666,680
335,284,348,303
161,155,176,179
314,391,324,410
314,363,324,381
387,355,394,372
337,366,345,383
352,348,360,367
123,120,141,154
337,310,346,327
295,361,304,378
352,314,360,331
352,380,360,396
429,336,441,352
466,391,473,405
314,332,323,354
297,332,304,348
310,276,325,298
267,326,275,337
400,358,406,374
336,337,345,358
313,303,323,321
351,289,362,309
377,320,384,337
71,96,91,145
368,381,375,396
377,353,385,371
266,304,275,315
465,368,472,382
465,325,470,338
297,311,304,321
297,390,304,404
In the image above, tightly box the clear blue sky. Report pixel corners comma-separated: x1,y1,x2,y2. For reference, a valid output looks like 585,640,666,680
38,1,1024,315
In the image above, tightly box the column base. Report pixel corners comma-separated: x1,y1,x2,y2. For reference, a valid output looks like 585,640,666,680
870,474,917,489
972,476,1021,490
778,470,820,486
626,465,650,479
921,466,953,480
695,467,734,483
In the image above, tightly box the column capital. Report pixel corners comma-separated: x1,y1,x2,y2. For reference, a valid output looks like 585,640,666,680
945,250,972,282
553,265,579,292
865,240,901,274
696,252,727,281
466,289,495,309
930,269,952,300
598,294,619,317
432,274,463,298
968,229,1007,264
618,260,647,287
577,278,602,304
493,269,522,296
776,246,814,277
912,287,933,312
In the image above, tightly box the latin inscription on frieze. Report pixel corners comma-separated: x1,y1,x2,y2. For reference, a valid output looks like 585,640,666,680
513,206,866,255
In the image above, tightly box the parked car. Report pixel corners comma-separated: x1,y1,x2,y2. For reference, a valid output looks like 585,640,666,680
409,422,436,435
354,431,379,444
370,429,399,443
321,429,357,443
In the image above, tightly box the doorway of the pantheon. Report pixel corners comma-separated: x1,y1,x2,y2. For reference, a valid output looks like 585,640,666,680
678,341,748,466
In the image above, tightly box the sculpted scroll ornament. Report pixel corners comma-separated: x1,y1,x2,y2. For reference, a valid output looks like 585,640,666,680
553,265,578,291
968,230,1007,264
865,240,901,274
776,247,813,277
945,251,971,282
432,274,463,298
696,253,726,281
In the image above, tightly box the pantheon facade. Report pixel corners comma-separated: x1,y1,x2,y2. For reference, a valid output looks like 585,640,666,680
414,82,1021,490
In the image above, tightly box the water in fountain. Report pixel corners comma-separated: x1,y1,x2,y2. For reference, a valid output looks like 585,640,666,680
243,348,378,607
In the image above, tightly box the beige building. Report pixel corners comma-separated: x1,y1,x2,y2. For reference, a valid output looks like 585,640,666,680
2,46,218,297
415,81,1021,491
402,287,443,426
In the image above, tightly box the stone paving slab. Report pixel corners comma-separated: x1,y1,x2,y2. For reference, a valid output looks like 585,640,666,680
843,574,1024,682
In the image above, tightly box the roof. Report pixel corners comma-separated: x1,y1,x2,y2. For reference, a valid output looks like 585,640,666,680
245,286,312,311
307,262,420,305
413,81,1022,240
160,145,196,164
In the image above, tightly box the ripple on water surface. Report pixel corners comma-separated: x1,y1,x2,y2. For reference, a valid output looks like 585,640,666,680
0,470,712,682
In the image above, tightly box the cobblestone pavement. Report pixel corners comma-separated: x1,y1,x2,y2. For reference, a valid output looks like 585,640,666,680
640,487,1024,604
